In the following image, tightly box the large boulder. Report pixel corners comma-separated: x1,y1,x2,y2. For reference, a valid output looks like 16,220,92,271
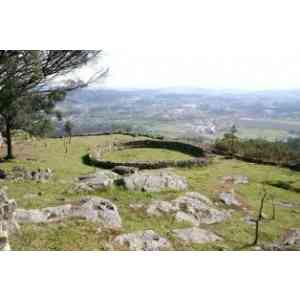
0,189,18,251
146,192,230,225
113,230,171,250
121,170,188,192
16,197,122,230
172,227,222,244
73,170,119,192
76,197,122,230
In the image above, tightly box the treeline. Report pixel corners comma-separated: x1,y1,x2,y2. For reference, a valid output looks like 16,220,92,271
214,135,300,165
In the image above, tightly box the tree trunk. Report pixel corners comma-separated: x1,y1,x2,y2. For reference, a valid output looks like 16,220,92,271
5,120,14,159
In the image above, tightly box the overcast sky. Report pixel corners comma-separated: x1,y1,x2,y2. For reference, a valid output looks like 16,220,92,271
85,0,300,90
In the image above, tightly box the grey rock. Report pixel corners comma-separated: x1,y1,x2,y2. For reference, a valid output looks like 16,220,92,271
281,228,300,246
113,230,171,250
74,170,119,191
129,203,145,210
16,197,122,230
16,204,73,224
78,197,122,230
222,175,248,185
122,170,188,192
112,166,138,175
218,192,242,207
0,189,19,251
173,192,230,225
276,201,300,209
0,231,10,251
243,215,256,225
145,192,230,225
172,227,222,244
10,166,53,182
146,200,176,216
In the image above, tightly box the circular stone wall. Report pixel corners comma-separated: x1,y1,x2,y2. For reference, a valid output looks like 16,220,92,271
88,140,208,169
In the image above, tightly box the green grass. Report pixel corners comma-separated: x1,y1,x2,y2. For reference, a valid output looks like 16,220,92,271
1,134,299,250
102,148,193,161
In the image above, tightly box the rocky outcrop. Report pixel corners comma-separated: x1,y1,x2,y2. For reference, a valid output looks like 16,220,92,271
121,170,188,192
113,230,171,250
172,227,222,244
146,192,230,225
0,189,19,251
16,197,122,230
72,170,119,192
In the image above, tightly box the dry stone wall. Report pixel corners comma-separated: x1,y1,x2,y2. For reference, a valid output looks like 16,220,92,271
89,140,208,169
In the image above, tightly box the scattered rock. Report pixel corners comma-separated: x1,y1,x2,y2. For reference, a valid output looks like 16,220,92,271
72,170,119,192
146,192,230,225
172,227,222,244
281,228,300,246
222,175,248,185
112,166,138,175
121,170,188,192
113,230,171,250
218,192,242,207
16,196,122,230
10,166,53,182
265,228,300,250
0,189,19,251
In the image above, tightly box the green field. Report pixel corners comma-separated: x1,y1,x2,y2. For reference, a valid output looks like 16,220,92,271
102,148,193,161
0,134,299,250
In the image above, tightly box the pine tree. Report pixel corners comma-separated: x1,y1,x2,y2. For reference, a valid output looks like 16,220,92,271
0,50,106,158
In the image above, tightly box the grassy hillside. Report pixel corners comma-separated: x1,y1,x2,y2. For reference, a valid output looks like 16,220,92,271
1,134,299,250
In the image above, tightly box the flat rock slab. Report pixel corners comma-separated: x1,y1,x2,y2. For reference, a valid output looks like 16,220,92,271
146,192,230,226
113,230,171,250
73,170,119,192
172,227,222,244
121,170,188,192
218,192,242,207
16,196,122,230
